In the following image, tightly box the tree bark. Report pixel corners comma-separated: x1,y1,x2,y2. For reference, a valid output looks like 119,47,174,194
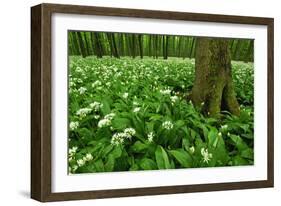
138,35,143,58
190,38,240,117
93,33,103,58
76,32,87,58
111,33,120,58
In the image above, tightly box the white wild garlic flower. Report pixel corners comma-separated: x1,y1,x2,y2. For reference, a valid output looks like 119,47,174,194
162,121,174,130
111,128,136,146
170,96,179,103
92,80,102,88
133,107,141,113
160,89,171,95
69,121,79,131
122,92,129,99
89,101,103,111
77,159,86,167
98,118,111,128
147,132,154,142
78,87,87,94
201,148,213,164
189,146,195,154
76,108,92,118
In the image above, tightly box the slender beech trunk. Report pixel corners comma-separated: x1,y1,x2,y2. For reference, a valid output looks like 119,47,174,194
76,32,87,58
233,40,242,60
131,34,136,58
138,35,143,58
245,40,254,62
155,35,158,59
83,32,90,56
190,38,240,117
188,38,195,58
148,35,152,57
111,33,120,58
183,38,189,59
178,36,182,57
162,35,166,59
164,36,169,59
106,33,114,57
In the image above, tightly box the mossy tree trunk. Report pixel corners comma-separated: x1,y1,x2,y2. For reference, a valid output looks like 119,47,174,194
190,38,240,117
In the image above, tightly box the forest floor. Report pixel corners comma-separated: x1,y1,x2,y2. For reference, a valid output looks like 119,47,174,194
68,56,254,173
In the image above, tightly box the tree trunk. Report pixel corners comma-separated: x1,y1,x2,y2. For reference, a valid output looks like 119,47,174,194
83,32,90,56
155,35,158,59
76,32,87,58
189,38,195,58
148,35,152,57
111,33,120,58
131,34,136,58
178,36,182,57
190,38,240,117
138,35,143,58
93,33,103,58
245,40,254,62
165,36,169,59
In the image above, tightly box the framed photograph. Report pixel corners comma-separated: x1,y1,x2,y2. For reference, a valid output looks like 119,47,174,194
31,3,274,202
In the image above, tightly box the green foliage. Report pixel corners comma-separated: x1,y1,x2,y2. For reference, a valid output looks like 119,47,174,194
68,56,254,174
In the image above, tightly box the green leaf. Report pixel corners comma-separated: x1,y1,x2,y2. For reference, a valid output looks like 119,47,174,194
169,149,192,168
146,121,155,132
175,120,186,129
110,146,123,159
131,141,148,153
149,114,162,121
129,164,139,171
93,159,105,172
229,134,249,151
241,148,254,160
155,145,171,169
207,127,218,147
139,158,157,170
101,144,114,157
201,125,209,141
104,154,115,171
232,155,250,166
111,118,131,130
190,129,197,140
101,99,111,115
182,135,190,151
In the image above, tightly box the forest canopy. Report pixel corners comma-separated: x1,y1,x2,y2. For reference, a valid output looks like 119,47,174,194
68,31,254,62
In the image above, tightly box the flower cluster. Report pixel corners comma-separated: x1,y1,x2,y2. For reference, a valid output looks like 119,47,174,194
162,121,174,130
78,87,87,94
68,146,78,159
122,92,129,99
124,128,136,137
76,108,92,118
68,146,79,173
111,128,136,146
170,95,178,104
76,153,93,167
147,132,154,142
98,113,116,128
189,146,195,154
89,101,103,112
221,124,228,130
104,113,116,120
201,148,213,164
69,121,79,131
92,80,102,88
133,107,140,113
98,118,111,128
160,88,171,95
